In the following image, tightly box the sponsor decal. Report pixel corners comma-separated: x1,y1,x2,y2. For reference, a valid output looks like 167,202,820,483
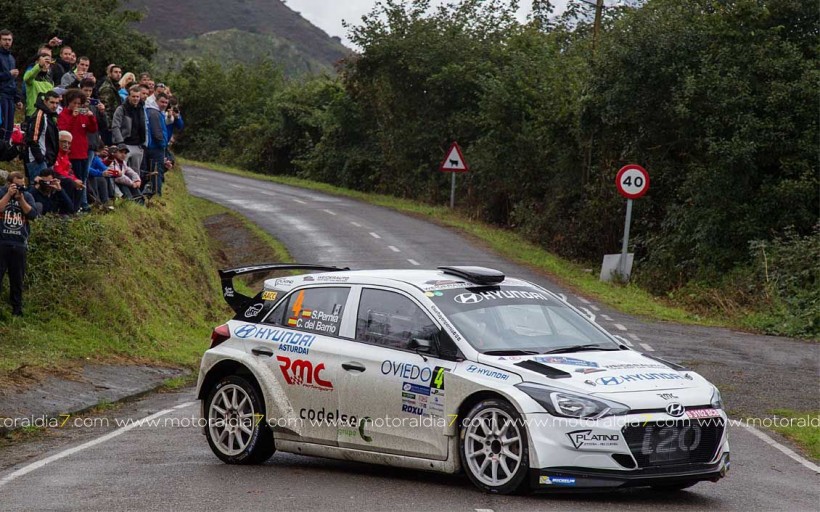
244,303,264,319
421,280,468,292
402,382,431,396
232,324,316,354
303,276,315,282
427,304,463,343
595,373,684,386
539,476,576,486
685,408,721,419
223,286,234,298
401,392,416,399
666,403,685,417
402,404,425,416
454,290,551,304
315,275,349,282
534,356,599,368
584,380,596,386
261,291,278,301
657,393,679,400
465,364,510,381
425,292,435,297
274,278,294,287
234,324,258,339
299,408,372,442
575,367,607,374
566,430,620,449
381,361,433,383
431,366,447,390
277,356,332,391
497,356,522,361
604,363,669,370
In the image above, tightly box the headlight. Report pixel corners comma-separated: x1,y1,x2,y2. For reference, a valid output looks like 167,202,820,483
711,387,723,409
516,383,630,419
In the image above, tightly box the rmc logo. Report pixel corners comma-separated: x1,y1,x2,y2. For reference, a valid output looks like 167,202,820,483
454,293,483,304
276,356,333,390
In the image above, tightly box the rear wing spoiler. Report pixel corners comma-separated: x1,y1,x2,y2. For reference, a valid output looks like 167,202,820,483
218,263,350,314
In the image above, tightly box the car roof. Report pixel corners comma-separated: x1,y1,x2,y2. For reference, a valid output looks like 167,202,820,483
263,269,535,293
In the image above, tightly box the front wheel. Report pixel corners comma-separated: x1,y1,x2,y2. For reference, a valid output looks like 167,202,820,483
204,374,275,464
459,398,529,494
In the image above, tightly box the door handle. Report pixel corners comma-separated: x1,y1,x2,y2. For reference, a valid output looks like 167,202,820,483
251,347,274,357
342,362,366,373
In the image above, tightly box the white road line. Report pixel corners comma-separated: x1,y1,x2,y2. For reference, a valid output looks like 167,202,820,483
613,323,627,331
228,184,243,189
407,259,420,266
627,333,642,342
292,199,307,205
322,209,337,216
577,297,591,305
350,222,362,227
640,343,655,352
370,232,382,239
388,246,401,252
737,423,820,474
601,314,613,321
614,335,633,347
475,509,495,512
580,307,596,322
174,401,197,410
0,402,196,488
589,305,600,311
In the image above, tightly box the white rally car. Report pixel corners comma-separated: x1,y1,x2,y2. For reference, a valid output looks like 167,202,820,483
197,264,729,494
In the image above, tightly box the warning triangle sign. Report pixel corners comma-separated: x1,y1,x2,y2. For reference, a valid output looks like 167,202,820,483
439,142,469,173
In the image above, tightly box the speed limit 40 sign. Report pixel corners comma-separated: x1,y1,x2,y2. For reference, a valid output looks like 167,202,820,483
616,164,650,199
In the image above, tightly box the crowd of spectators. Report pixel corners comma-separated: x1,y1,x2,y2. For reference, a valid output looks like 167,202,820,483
0,30,185,316
0,30,184,213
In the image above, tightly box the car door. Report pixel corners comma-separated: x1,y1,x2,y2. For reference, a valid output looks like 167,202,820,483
334,286,457,460
249,285,351,446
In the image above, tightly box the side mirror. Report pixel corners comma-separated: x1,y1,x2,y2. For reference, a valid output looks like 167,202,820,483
408,337,433,353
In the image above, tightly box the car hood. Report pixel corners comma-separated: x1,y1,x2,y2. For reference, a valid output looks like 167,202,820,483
477,350,702,393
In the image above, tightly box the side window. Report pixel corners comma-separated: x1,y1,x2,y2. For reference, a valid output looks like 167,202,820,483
266,287,349,337
356,289,437,350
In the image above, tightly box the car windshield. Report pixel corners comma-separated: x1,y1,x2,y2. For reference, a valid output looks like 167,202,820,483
428,286,617,353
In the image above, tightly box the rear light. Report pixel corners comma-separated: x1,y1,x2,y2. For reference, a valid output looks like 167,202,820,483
210,324,231,348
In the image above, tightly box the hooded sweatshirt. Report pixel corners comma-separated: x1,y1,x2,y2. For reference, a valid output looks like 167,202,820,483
26,96,59,165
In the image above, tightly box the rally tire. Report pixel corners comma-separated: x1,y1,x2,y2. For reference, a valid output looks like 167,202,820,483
204,374,275,464
459,398,529,494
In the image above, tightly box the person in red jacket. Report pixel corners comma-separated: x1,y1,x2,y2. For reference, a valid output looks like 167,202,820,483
57,89,97,212
53,130,84,213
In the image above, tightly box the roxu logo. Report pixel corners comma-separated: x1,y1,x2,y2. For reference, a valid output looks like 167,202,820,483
277,356,333,391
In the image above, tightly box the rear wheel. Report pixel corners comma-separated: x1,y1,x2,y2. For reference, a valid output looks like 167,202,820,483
460,399,529,494
205,374,275,464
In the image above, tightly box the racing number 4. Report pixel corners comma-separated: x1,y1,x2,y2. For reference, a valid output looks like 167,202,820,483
432,367,445,389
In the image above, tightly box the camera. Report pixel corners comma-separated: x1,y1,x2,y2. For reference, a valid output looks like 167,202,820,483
78,107,90,115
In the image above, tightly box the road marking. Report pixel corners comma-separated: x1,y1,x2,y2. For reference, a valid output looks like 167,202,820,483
589,305,600,311
601,314,613,321
475,509,495,512
613,323,627,331
322,209,337,216
228,184,243,189
580,307,596,322
639,343,655,352
628,333,642,342
0,402,196,488
737,423,820,474
407,259,420,266
350,222,362,227
174,401,196,410
388,246,401,252
370,232,381,239
614,335,633,347
577,297,591,305
292,199,307,205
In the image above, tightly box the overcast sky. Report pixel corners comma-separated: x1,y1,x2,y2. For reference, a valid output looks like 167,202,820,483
285,1,570,48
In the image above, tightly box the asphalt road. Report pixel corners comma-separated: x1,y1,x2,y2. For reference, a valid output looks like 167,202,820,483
0,164,817,511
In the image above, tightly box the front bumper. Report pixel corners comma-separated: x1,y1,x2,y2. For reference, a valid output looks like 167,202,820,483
530,453,730,490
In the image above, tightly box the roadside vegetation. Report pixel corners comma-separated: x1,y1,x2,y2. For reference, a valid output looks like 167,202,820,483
769,409,820,460
167,0,819,339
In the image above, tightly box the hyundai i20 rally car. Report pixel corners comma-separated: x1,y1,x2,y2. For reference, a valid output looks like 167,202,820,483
197,264,729,494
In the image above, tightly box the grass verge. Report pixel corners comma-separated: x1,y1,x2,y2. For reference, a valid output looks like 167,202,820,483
768,409,820,460
0,171,229,384
180,157,732,328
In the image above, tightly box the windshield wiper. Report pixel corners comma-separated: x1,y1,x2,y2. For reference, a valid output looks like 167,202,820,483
543,344,618,354
482,349,541,356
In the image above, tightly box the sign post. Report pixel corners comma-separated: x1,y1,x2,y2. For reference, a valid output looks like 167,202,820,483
607,164,650,281
439,142,469,208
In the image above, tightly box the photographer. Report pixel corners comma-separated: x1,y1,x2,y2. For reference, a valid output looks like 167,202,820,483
0,171,39,316
58,89,98,212
31,168,74,215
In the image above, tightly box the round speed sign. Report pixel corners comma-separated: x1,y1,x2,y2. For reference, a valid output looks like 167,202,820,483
616,164,650,199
